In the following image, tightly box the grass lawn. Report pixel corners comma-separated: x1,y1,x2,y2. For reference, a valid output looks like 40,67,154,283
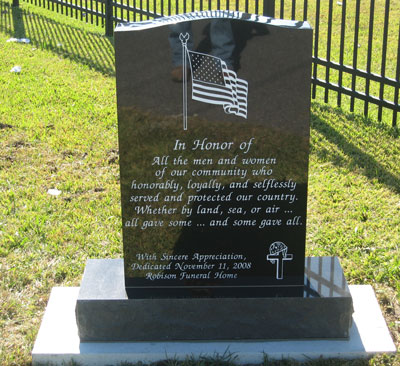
0,0,399,365
112,0,400,126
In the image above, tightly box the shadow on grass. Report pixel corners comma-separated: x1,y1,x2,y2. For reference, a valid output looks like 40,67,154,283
11,3,26,37
0,0,114,75
1,1,399,193
311,103,400,194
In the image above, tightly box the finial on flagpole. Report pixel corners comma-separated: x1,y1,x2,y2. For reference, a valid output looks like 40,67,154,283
179,32,190,45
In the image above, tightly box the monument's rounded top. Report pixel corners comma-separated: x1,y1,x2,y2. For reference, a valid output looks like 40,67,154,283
115,10,312,32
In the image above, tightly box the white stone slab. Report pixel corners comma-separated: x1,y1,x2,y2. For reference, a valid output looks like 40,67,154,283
32,285,396,366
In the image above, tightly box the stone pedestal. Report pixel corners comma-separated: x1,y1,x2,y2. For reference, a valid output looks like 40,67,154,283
76,257,353,341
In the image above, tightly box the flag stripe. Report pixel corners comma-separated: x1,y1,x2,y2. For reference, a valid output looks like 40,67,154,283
193,92,234,103
192,93,234,105
192,96,232,106
192,88,240,105
193,81,248,102
192,82,235,96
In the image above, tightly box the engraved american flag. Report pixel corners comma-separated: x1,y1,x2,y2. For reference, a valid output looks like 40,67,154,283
187,50,248,118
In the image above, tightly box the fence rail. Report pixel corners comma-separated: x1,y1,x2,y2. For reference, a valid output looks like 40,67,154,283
16,0,400,126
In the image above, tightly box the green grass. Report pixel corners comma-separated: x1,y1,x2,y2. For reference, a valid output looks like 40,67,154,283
0,0,399,365
110,0,400,125
17,0,400,125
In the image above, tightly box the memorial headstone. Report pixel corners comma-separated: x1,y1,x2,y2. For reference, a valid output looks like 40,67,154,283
75,11,354,341
116,12,312,298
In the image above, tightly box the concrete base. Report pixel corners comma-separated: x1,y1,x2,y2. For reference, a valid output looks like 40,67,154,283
32,285,396,366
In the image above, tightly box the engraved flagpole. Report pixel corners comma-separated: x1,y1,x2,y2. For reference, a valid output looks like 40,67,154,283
179,33,189,130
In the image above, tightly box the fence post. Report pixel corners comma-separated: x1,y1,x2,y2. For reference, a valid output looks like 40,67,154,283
12,0,19,7
105,0,113,37
263,0,275,17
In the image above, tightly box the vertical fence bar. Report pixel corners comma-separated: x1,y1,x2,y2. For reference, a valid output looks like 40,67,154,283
291,0,295,20
393,23,400,127
95,0,98,25
102,0,105,26
364,0,375,117
312,0,320,99
337,0,346,107
317,257,322,294
105,0,113,35
378,0,390,122
263,0,275,17
350,0,360,112
17,0,398,127
324,0,333,103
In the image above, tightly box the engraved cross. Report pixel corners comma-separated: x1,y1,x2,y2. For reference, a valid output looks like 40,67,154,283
267,251,293,280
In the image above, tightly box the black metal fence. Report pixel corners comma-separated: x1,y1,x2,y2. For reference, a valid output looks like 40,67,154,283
16,0,400,126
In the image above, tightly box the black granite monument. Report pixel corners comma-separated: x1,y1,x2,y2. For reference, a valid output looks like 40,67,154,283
117,12,311,298
75,11,354,341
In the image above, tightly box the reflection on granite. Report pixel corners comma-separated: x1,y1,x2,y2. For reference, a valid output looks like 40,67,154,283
116,11,311,32
305,256,351,298
125,257,351,299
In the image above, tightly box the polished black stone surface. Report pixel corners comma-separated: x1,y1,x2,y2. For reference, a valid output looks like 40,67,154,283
115,11,313,297
76,257,354,341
